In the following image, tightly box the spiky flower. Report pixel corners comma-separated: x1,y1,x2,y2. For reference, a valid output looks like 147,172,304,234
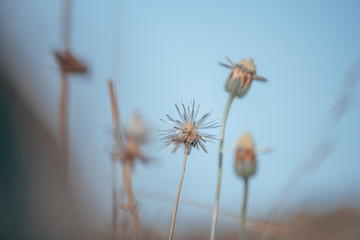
160,100,219,154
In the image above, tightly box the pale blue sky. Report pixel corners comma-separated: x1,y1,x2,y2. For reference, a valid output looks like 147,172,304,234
1,0,360,233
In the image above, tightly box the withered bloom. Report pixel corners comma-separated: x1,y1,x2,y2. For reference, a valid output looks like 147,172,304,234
219,57,266,98
114,113,149,164
54,50,87,74
235,132,257,179
160,100,219,154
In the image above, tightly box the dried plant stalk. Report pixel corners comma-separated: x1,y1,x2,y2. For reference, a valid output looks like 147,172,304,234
108,80,121,240
111,156,118,240
62,0,72,51
108,81,120,129
169,144,189,240
125,161,143,240
60,72,69,179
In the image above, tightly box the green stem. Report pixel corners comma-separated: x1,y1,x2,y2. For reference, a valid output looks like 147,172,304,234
239,178,249,240
169,144,189,240
210,93,235,240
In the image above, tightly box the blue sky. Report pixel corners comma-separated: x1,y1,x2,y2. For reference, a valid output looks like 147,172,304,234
1,0,360,233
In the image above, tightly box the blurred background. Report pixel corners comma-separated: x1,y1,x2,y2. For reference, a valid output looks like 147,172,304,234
1,0,360,239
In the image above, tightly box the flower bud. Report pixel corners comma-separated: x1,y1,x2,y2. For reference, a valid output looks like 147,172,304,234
225,58,256,98
234,132,257,179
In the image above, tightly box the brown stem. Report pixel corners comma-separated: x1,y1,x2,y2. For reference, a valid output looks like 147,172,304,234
111,157,118,240
62,0,72,51
108,79,122,240
60,71,69,180
125,161,143,240
108,80,119,125
115,164,127,239
169,144,189,240
119,163,127,208
108,80,124,146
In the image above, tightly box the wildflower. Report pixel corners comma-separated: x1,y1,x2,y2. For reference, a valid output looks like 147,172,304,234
160,100,219,154
211,57,267,240
234,132,257,179
219,57,266,98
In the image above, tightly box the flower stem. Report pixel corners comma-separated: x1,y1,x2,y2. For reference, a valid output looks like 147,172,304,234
239,178,249,240
125,161,143,240
210,93,235,240
62,0,72,51
169,144,189,240
60,71,69,181
111,157,118,240
108,80,123,240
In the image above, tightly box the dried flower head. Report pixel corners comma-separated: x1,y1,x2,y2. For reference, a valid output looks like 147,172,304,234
219,57,267,98
54,50,87,74
160,100,219,154
113,113,149,164
234,132,257,179
125,112,148,144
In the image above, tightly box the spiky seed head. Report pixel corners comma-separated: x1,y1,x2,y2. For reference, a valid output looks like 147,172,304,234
160,100,219,155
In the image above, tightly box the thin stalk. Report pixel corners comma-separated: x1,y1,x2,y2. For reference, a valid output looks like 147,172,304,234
125,161,143,240
108,80,123,144
60,71,69,180
60,0,71,181
115,164,127,238
119,163,126,210
62,0,72,51
169,144,189,240
112,157,118,240
108,80,123,240
239,178,249,240
210,93,235,240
